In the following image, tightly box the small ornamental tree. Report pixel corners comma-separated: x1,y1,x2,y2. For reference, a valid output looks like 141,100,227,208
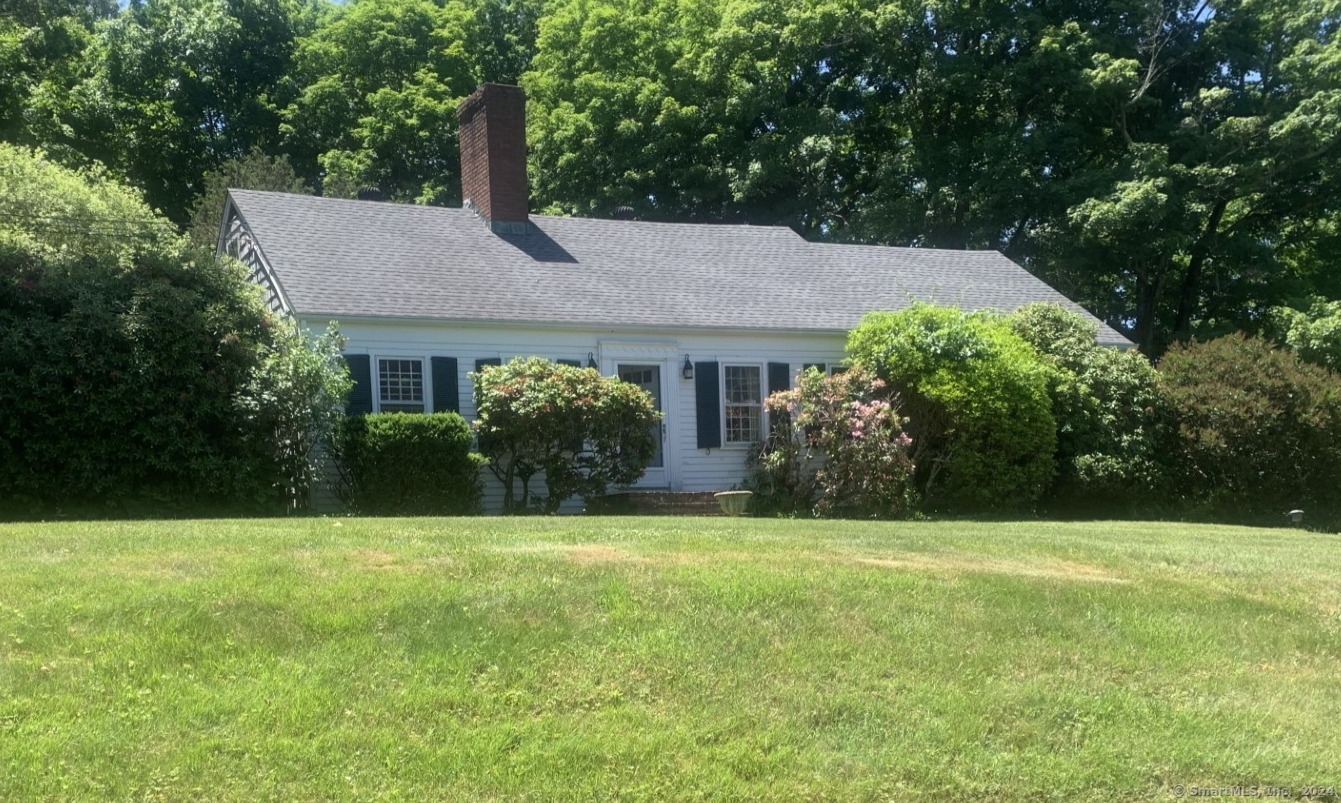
473,358,660,513
847,304,1056,512
237,320,352,512
749,365,916,518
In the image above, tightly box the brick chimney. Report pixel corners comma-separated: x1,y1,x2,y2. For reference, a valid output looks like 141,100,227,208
457,83,529,233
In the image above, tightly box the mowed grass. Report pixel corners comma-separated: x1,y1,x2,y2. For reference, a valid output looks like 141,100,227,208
1,518,1339,801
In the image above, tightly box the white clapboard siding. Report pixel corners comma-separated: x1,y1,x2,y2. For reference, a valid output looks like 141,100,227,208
302,316,846,513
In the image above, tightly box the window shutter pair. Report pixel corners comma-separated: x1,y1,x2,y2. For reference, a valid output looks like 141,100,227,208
342,354,461,415
693,361,792,449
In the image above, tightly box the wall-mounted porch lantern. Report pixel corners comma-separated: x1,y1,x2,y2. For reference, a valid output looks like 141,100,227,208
682,355,694,380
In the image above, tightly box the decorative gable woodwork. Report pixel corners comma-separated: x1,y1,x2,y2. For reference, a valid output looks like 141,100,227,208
222,204,287,315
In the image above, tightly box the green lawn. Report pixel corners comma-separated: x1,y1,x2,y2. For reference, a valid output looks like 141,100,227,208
1,517,1338,801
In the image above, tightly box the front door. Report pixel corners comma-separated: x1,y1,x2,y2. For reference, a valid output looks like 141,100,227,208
618,363,666,487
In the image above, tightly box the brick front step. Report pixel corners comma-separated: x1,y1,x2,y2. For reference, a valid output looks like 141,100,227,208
590,491,726,516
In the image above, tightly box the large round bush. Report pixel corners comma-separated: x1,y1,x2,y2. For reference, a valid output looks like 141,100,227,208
1009,303,1166,513
848,304,1056,512
1159,333,1341,528
0,145,334,517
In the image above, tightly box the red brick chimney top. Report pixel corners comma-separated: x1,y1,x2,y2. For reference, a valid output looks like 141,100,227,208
457,83,529,232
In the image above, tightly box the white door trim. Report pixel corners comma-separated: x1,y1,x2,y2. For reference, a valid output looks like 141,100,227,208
600,341,680,491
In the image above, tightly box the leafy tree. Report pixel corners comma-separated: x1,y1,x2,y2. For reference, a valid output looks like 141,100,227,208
0,1,115,165
85,0,315,221
1159,333,1341,528
1268,296,1341,372
847,304,1056,512
749,365,916,518
525,0,1341,355
187,146,312,248
524,0,870,228
0,144,276,516
468,0,545,84
281,0,479,202
473,357,659,513
238,320,352,511
961,1,1341,356
1009,303,1167,512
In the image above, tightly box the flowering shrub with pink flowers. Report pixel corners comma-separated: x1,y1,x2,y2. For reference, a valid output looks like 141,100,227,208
748,365,917,518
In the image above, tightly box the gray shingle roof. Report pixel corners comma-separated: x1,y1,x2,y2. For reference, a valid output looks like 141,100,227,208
228,190,1131,347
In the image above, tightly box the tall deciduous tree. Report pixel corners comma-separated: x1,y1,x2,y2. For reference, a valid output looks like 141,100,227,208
1048,0,1341,354
0,0,117,166
88,0,315,221
280,0,479,202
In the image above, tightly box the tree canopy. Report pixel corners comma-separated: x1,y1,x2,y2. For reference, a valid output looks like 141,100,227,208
3,0,1341,354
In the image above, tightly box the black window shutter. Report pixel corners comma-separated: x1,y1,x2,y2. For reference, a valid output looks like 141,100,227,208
767,362,792,437
557,359,581,367
344,354,373,416
430,356,459,413
475,357,502,373
695,361,721,449
767,362,791,397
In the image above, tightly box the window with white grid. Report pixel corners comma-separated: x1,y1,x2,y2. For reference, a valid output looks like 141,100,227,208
724,365,762,444
378,358,425,413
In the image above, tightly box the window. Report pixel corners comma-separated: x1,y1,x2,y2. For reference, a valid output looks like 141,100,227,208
378,358,425,413
723,365,762,444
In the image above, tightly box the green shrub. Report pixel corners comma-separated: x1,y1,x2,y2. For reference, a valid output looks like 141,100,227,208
1009,303,1167,513
334,413,484,515
847,304,1056,512
0,144,280,517
473,358,659,513
1159,333,1341,528
748,365,917,518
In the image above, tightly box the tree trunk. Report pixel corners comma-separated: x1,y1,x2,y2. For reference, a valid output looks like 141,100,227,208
1173,198,1229,340
1133,262,1164,356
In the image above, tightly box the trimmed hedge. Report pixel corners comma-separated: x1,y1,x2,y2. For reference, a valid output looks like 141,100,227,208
335,413,484,515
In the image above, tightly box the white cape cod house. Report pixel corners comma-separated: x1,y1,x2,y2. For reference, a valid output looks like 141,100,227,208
219,84,1128,512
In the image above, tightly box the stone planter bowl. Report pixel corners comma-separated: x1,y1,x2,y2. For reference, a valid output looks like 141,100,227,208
714,490,753,516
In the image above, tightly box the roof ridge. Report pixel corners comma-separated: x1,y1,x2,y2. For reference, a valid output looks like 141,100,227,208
227,189,806,236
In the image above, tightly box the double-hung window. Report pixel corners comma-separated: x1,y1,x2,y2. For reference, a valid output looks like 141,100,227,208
378,358,425,413
723,364,763,444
